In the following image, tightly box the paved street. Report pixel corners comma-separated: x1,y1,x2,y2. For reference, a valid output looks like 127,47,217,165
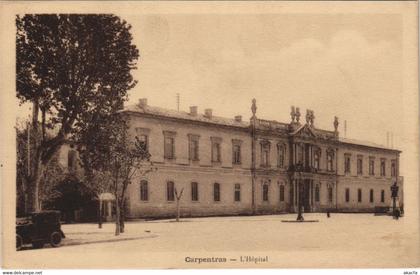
9,214,419,268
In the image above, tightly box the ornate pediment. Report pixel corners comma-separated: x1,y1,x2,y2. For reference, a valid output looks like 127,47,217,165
290,124,317,138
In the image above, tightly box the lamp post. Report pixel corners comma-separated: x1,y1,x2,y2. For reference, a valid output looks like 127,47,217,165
390,181,399,219
296,168,304,222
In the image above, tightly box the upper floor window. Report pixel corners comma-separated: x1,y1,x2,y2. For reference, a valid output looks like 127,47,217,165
260,140,271,167
313,148,321,170
232,139,242,165
391,160,397,177
188,134,200,161
277,143,286,168
234,184,241,202
214,182,220,202
358,188,362,202
167,181,175,201
315,184,320,202
191,182,199,201
344,154,351,174
369,157,375,175
211,137,222,163
327,149,334,172
136,128,150,154
140,180,148,201
262,183,269,201
357,155,363,175
380,159,386,177
163,131,176,160
279,184,285,202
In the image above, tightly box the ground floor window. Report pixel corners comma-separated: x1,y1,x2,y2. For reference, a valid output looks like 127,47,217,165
167,181,175,201
358,189,362,203
381,190,385,203
262,184,269,201
214,182,220,202
279,185,285,202
369,189,374,203
315,184,320,202
345,188,350,202
140,180,148,201
191,182,199,201
234,184,241,202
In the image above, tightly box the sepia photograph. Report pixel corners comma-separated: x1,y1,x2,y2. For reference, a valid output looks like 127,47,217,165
1,0,419,271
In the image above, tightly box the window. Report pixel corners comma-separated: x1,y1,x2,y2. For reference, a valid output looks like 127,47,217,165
262,183,269,201
381,190,385,203
140,180,148,201
232,139,242,164
279,185,285,202
68,149,77,172
167,181,175,201
328,186,333,203
369,189,374,203
369,157,375,175
345,188,350,202
380,159,386,176
163,131,176,159
277,144,285,168
135,128,150,153
327,150,334,171
391,160,396,177
188,134,200,161
344,154,351,174
214,183,220,202
261,141,270,167
358,189,362,202
313,150,320,170
211,137,222,163
191,182,199,201
137,134,148,153
315,184,320,202
234,184,241,202
357,156,363,175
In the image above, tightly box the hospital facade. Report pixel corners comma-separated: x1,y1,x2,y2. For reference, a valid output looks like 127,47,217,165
120,98,403,218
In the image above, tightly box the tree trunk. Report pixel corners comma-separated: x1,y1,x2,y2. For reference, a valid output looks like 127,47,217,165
119,199,125,233
176,199,180,222
98,200,102,229
115,199,120,236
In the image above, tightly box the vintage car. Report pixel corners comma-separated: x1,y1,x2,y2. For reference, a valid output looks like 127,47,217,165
16,210,65,250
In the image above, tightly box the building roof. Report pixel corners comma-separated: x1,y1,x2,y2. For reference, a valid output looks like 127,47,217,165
339,137,400,152
122,102,400,153
122,104,250,128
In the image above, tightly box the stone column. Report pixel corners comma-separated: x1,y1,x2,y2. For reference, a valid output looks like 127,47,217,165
107,201,112,221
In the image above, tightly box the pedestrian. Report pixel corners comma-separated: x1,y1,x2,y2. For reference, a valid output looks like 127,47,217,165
327,210,330,218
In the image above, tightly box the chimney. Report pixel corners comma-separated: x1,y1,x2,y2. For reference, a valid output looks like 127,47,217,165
189,106,198,116
204,108,213,119
234,115,242,122
138,98,148,108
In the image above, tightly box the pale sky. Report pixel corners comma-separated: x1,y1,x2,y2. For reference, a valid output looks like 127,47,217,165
122,13,403,149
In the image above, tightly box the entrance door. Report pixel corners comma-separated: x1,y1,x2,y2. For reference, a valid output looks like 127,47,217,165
303,179,311,212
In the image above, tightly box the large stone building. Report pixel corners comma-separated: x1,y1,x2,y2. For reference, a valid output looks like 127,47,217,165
119,98,403,218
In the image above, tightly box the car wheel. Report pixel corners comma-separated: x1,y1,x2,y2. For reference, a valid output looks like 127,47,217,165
50,231,62,247
16,235,23,251
32,241,44,249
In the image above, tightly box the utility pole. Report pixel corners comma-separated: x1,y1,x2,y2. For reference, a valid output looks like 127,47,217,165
176,93,180,111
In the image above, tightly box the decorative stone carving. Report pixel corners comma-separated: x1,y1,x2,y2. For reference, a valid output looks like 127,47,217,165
295,107,301,122
290,106,296,122
251,98,257,117
334,116,339,132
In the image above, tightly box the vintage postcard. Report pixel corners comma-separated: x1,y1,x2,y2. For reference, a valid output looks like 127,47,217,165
1,0,419,270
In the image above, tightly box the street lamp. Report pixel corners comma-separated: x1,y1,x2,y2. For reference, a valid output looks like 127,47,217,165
296,167,304,222
390,181,399,219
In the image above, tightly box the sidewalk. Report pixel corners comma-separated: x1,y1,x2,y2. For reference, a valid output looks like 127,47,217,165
61,222,158,247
